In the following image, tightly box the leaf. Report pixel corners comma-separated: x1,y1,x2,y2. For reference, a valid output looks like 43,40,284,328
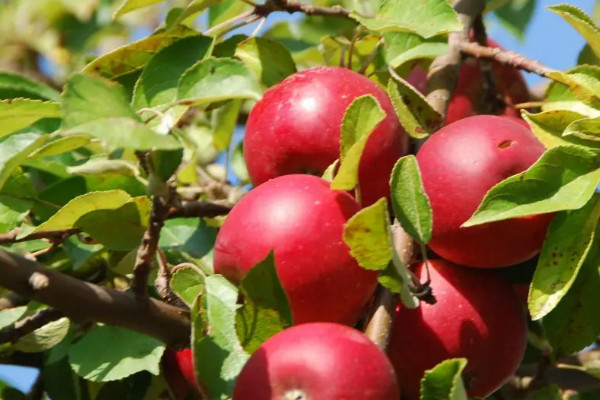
30,135,92,158
14,317,70,353
212,100,241,151
170,266,205,307
543,222,600,355
522,109,600,150
383,32,447,68
546,68,600,108
0,99,60,139
159,218,217,259
0,133,49,191
192,276,249,398
543,65,600,117
320,35,383,74
389,155,433,243
114,0,167,18
178,57,261,106
463,146,600,226
175,0,223,25
351,0,462,39
132,36,213,109
564,116,600,140
0,169,37,233
420,358,468,400
0,72,60,101
67,159,139,177
235,37,297,87
237,252,292,353
528,385,562,400
0,379,26,400
529,197,600,320
0,306,27,330
343,198,392,270
69,325,165,382
549,4,600,61
331,95,385,191
83,25,199,79
494,0,536,40
388,79,441,139
231,141,250,184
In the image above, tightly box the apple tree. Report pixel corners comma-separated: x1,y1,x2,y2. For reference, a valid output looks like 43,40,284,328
0,0,599,399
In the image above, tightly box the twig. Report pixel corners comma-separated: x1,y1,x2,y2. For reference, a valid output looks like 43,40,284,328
204,9,255,36
251,17,267,37
0,308,64,346
0,228,81,245
459,41,555,77
0,250,190,345
472,13,504,115
254,0,352,18
426,0,486,118
154,248,186,308
167,200,232,219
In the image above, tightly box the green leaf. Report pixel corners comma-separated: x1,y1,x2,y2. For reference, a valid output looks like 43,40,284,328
331,95,385,191
192,276,249,398
543,222,600,355
549,4,600,61
0,306,27,330
14,317,70,353
235,37,297,87
0,379,26,400
0,169,37,233
178,57,261,106
132,36,213,109
212,100,241,151
30,135,92,158
113,0,167,18
320,35,383,74
494,0,536,40
528,385,562,400
463,146,600,226
237,252,292,353
420,358,468,400
231,141,250,184
209,0,252,27
0,99,60,139
383,32,447,68
388,79,441,139
159,218,217,259
0,72,60,101
529,197,600,320
546,68,600,108
66,159,139,177
564,116,600,140
389,155,433,243
83,25,199,79
343,198,392,270
0,133,49,191
170,266,205,307
351,0,462,38
543,65,600,117
522,109,600,150
175,0,223,25
69,325,165,382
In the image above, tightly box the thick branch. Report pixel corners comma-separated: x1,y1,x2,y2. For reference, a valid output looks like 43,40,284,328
0,250,190,345
0,308,64,345
459,42,555,77
426,0,486,117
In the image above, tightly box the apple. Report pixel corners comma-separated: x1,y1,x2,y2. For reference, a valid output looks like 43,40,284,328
388,259,527,399
417,115,553,268
213,174,378,325
406,39,529,124
162,348,202,399
233,322,400,400
243,66,409,207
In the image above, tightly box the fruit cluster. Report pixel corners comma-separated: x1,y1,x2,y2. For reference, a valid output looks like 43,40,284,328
167,46,553,399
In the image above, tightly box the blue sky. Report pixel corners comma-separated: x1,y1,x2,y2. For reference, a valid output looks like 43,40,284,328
0,0,597,394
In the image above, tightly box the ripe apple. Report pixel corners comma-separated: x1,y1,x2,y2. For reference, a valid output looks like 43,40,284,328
243,66,409,207
388,260,527,399
417,115,553,268
213,174,378,325
162,348,202,399
406,39,529,124
233,322,400,400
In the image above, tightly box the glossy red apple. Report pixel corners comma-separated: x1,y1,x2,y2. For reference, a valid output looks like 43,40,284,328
388,260,527,399
162,348,202,399
233,323,400,400
406,39,529,124
214,174,378,325
417,115,553,268
243,66,409,207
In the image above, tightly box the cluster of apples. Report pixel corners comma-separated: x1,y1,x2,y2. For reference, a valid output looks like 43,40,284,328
166,39,554,399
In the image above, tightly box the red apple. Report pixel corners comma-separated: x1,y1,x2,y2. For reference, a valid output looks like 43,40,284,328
417,115,553,268
162,348,202,399
233,323,400,400
243,66,409,207
388,260,527,399
406,39,529,124
213,174,378,325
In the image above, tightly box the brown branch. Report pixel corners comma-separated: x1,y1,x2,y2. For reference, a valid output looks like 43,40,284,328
255,0,351,18
459,41,555,77
472,13,504,115
0,292,28,310
426,0,486,117
0,308,64,346
0,250,190,345
167,200,232,219
0,228,80,245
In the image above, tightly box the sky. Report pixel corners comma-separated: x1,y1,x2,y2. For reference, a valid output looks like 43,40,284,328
0,0,597,394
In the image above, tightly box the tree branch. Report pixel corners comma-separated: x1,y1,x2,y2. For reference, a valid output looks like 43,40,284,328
426,0,486,117
0,228,80,245
459,41,555,77
0,250,190,345
167,200,232,219
254,0,351,18
0,308,64,346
